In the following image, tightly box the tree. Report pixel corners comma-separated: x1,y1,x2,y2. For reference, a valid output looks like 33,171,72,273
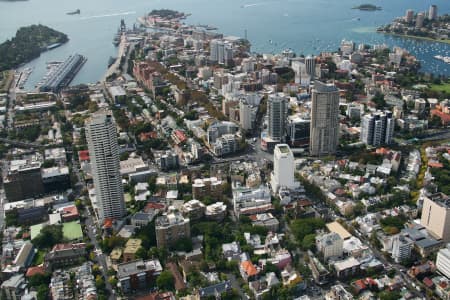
32,225,63,249
95,275,105,290
37,284,49,300
429,114,442,128
170,237,193,252
290,218,325,246
108,276,118,287
372,92,386,109
379,291,401,300
135,247,149,260
156,270,175,291
120,152,130,161
29,273,51,288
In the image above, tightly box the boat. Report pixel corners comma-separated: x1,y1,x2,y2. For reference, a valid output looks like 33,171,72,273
46,43,61,50
434,55,450,64
108,56,116,67
66,9,80,15
113,34,120,46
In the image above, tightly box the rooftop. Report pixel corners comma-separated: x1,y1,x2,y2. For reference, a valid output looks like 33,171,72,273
156,212,189,228
326,221,352,240
117,259,163,279
124,239,142,254
314,81,338,93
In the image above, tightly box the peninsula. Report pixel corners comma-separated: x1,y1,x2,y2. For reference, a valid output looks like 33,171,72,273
0,24,68,71
352,4,381,11
378,4,450,44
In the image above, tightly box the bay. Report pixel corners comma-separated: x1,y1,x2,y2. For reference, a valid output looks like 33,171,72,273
1,0,450,89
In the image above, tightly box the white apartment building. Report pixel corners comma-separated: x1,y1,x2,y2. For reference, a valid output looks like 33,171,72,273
316,232,344,261
391,234,413,263
309,81,340,156
271,144,297,193
86,111,126,221
436,244,450,278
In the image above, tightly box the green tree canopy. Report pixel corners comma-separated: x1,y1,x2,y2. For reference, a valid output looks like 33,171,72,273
157,270,175,291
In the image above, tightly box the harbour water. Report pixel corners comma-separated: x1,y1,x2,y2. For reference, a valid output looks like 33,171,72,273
1,0,450,89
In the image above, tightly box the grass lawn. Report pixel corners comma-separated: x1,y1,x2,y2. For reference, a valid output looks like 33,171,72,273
32,249,46,265
30,223,45,240
430,82,450,93
124,193,133,203
63,221,83,241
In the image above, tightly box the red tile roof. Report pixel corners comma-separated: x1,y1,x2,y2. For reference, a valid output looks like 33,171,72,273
241,261,258,277
144,202,165,212
62,205,79,219
428,162,443,168
423,277,434,288
174,130,187,143
52,243,86,251
26,266,46,277
431,109,450,125
78,150,90,161
103,219,113,228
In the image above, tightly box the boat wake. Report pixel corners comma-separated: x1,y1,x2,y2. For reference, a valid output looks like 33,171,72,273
81,11,136,20
242,2,271,8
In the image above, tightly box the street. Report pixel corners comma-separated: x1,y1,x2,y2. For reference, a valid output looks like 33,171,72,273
84,208,117,299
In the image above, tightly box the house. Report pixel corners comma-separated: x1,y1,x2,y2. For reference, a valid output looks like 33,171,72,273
249,272,279,299
240,260,259,281
60,205,79,222
407,261,435,279
197,281,232,299
281,268,306,291
222,242,241,261
250,213,279,232
325,284,354,300
131,212,157,228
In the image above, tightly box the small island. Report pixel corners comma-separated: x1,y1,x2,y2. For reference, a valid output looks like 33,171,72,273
0,24,68,72
148,9,187,19
139,9,189,30
353,4,382,11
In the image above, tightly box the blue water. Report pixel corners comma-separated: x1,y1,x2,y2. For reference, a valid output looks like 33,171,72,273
1,0,450,88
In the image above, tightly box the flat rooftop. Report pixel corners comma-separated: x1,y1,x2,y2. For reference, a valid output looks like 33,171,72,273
277,145,290,154
326,221,352,240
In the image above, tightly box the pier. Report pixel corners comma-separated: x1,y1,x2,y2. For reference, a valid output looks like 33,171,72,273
39,54,87,93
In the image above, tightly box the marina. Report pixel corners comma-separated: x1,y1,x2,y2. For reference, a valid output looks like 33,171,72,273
14,67,33,90
39,54,87,92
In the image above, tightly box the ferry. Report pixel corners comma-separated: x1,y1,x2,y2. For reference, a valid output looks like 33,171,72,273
67,9,80,15
434,55,450,64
